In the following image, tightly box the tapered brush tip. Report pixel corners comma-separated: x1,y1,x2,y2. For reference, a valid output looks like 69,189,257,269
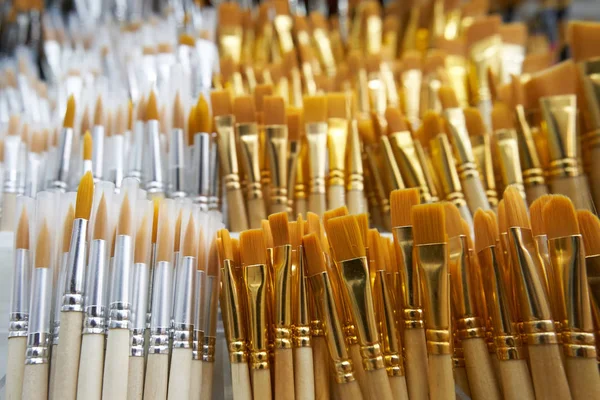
269,212,290,247
136,96,146,122
577,210,600,255
411,203,446,245
16,208,29,250
474,210,496,253
303,95,328,123
152,198,160,244
174,211,183,252
83,130,92,161
568,21,600,62
302,233,327,276
172,93,185,130
438,86,460,109
503,186,530,229
542,195,579,239
63,205,75,253
529,194,553,236
156,203,173,263
263,96,286,125
218,228,234,261
75,172,94,220
63,95,76,128
385,107,408,133
325,215,366,261
93,95,104,126
34,221,51,268
498,200,507,234
134,216,150,264
391,188,421,227
421,111,443,144
326,92,348,119
178,33,196,47
210,90,233,117
207,238,219,276
196,95,212,133
491,103,514,131
443,203,464,238
93,194,108,241
182,217,197,258
146,91,159,121
464,107,487,137
188,105,197,139
233,95,257,124
239,229,267,265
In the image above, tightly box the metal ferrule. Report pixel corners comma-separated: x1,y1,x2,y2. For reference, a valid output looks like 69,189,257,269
381,62,399,108
430,134,467,208
415,141,440,202
192,132,211,208
548,235,596,358
91,125,105,181
130,262,149,357
272,245,293,349
215,115,242,192
146,119,165,193
416,243,452,355
237,122,263,200
2,136,20,189
62,218,88,312
306,123,328,195
422,72,443,115
469,35,502,126
111,134,125,189
375,270,404,376
53,253,69,344
357,69,370,113
203,275,219,362
168,128,186,198
173,256,196,348
443,108,477,167
51,127,74,191
338,257,385,371
244,263,270,369
208,136,220,210
193,268,206,361
402,69,422,128
221,260,247,363
364,147,391,225
380,136,405,190
83,239,108,334
577,59,600,138
146,243,156,329
471,134,498,208
495,129,526,198
515,105,546,185
500,44,525,84
392,226,424,328
265,124,289,207
293,248,311,348
26,152,43,197
129,120,145,180
309,271,356,383
301,61,317,95
508,227,558,345
149,261,173,354
27,267,52,364
367,72,387,115
390,131,432,202
218,27,243,63
444,55,469,108
108,235,133,329
347,120,364,192
313,28,336,77
9,248,29,336
26,331,51,365
193,328,205,361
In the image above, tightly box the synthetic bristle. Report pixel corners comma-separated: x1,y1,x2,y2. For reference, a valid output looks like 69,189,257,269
63,95,76,128
526,60,577,102
542,195,579,239
105,112,113,137
435,37,466,57
30,130,45,154
75,172,94,220
365,54,382,75
306,212,321,236
438,86,460,109
529,195,553,236
327,92,348,119
63,205,75,253
325,215,366,261
80,108,91,136
156,205,173,263
367,229,383,270
93,95,104,126
263,96,286,125
286,107,303,141
233,95,257,124
577,210,600,256
491,102,514,131
302,233,327,276
93,194,108,241
83,131,92,161
219,229,234,261
568,21,600,62
182,217,197,258
511,75,525,107
117,195,132,236
522,52,553,75
498,200,507,234
269,212,290,247
385,107,408,134
15,208,29,250
303,96,328,123
464,107,487,137
261,220,274,248
402,50,422,71
207,238,219,276
444,203,464,238
474,210,496,253
390,188,421,227
424,49,447,75
152,198,160,243
134,216,150,264
34,221,51,268
146,91,159,121
411,203,446,245
239,229,267,265
421,111,443,145
188,105,197,140
172,93,185,130
127,101,134,130
7,115,20,136
210,90,233,117
254,84,273,113
174,211,183,252
355,213,369,246
357,117,377,145
465,15,501,49
503,186,530,229
499,23,527,46
485,210,499,238
323,206,349,233
196,95,212,133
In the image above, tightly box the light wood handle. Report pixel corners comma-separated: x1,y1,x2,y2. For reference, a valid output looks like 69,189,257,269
497,359,535,400
347,189,366,215
337,380,364,400
77,333,105,400
6,336,26,400
365,368,394,400
167,348,192,400
428,354,456,400
127,356,145,400
308,192,327,217
327,184,346,210
52,311,83,400
227,187,249,232
276,348,296,400
453,366,471,398
404,328,429,400
295,198,307,218
49,344,58,400
461,174,491,213
525,183,549,205
231,362,252,400
143,353,169,400
565,357,600,400
22,363,49,400
201,361,215,400
550,175,595,211
528,344,572,400
462,337,501,400
312,337,331,400
1,192,16,231
102,328,130,400
247,197,267,229
189,360,203,400
270,202,288,215
389,375,409,400
294,346,315,400
349,343,369,398
252,368,273,400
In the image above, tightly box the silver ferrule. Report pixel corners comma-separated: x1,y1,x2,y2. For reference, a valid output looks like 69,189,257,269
91,125,105,181
150,261,173,331
109,235,133,329
203,275,219,339
130,327,146,357
146,243,157,329
62,218,88,312
195,39,218,94
3,135,21,193
29,267,53,342
26,332,51,364
192,132,211,209
173,256,196,348
10,248,30,336
51,127,74,191
111,135,125,189
168,128,186,198
53,253,69,344
146,119,164,193
194,270,206,332
83,239,109,334
131,262,150,331
128,120,144,180
26,152,43,197
208,137,220,211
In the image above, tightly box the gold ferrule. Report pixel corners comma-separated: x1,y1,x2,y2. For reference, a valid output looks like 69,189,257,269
402,69,423,128
578,59,600,132
244,66,257,93
367,73,387,116
392,226,424,325
232,72,245,96
364,147,391,218
265,124,289,207
390,132,432,202
215,115,241,190
539,95,582,178
220,260,248,363
494,335,526,360
375,270,404,376
287,140,301,212
562,331,597,358
274,15,294,54
244,263,270,367
380,136,405,190
402,8,419,51
445,55,470,108
381,62,399,108
431,134,467,207
312,28,336,77
495,129,526,197
347,120,364,192
471,134,499,207
515,106,546,186
306,122,328,195
365,14,382,55
357,69,370,114
443,108,476,165
468,35,502,105
293,247,311,348
301,61,317,95
290,68,303,107
500,44,525,84
218,27,243,63
327,117,349,187
273,244,293,349
237,122,263,200
382,29,398,60
422,73,443,117
444,9,461,40
534,235,555,312
448,236,481,328
586,254,600,319
415,141,440,201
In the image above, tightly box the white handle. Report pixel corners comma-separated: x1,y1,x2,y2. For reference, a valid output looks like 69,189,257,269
127,356,145,400
6,336,26,400
565,357,600,400
428,354,456,400
389,375,409,400
77,333,105,400
201,361,215,400
365,368,394,400
312,337,331,400
252,368,273,400
231,362,252,400
294,347,315,400
403,328,429,400
328,184,346,210
102,328,130,400
22,363,49,400
462,338,501,400
52,311,83,400
49,344,58,400
167,348,193,400
497,359,535,400
528,344,572,400
144,353,169,400
347,189,366,215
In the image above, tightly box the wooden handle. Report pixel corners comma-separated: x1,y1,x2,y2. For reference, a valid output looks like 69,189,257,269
365,368,394,400
327,184,346,210
294,346,315,400
102,328,130,400
201,361,215,399
337,380,364,400
77,333,105,400
143,353,169,400
275,348,296,400
167,348,193,400
462,337,501,400
247,197,267,229
308,192,327,217
404,328,429,400
252,368,273,400
389,375,409,400
269,202,288,215
295,198,307,218
525,183,549,205
227,187,249,232
462,174,491,213
497,359,535,400
453,365,471,398
49,344,58,400
189,360,203,400
550,175,595,211
428,354,456,400
22,363,49,400
312,337,331,400
231,362,252,400
52,311,83,400
1,192,16,231
565,357,600,400
127,356,145,400
528,344,572,400
6,336,26,400
349,343,369,398
347,189,366,215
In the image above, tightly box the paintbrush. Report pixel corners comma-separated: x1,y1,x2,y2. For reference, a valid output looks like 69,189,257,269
91,95,105,182
373,110,406,194
217,2,242,64
422,49,446,116
436,37,469,108
401,51,423,129
498,23,527,84
346,105,366,214
309,12,336,78
263,96,289,214
326,92,350,210
109,105,126,190
144,92,166,197
48,96,75,193
190,95,213,209
82,131,92,176
347,51,370,114
303,95,328,217
167,93,187,198
286,107,305,216
25,129,47,198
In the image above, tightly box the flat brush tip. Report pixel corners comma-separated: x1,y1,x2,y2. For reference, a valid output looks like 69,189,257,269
302,233,326,276
411,203,446,245
239,229,267,265
577,210,600,255
325,215,365,261
542,195,579,239
438,86,460,109
303,95,328,123
263,96,286,125
210,90,233,117
390,188,420,227
503,186,530,229
269,212,290,247
385,107,408,133
464,107,487,136
326,92,348,119
443,203,463,238
233,95,256,124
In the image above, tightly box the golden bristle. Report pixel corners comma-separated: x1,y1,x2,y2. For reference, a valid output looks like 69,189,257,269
491,102,514,131
233,95,257,124
93,95,104,126
303,95,328,123
136,96,146,123
464,107,487,137
174,211,183,252
239,229,267,265
286,107,303,141
385,107,408,134
127,101,133,131
325,215,366,261
424,49,446,75
105,111,113,137
117,195,132,236
92,194,108,241
499,23,527,46
485,210,499,238
75,172,94,220
179,33,196,47
309,11,329,30
577,211,600,256
503,186,530,229
134,216,150,264
438,86,460,109
182,217,197,258
542,195,579,239
269,212,290,247
172,93,185,130
465,15,501,49
34,221,51,268
15,208,29,250
347,51,363,71
357,116,377,145
411,203,446,245
390,188,421,227
146,91,159,121
365,53,382,75
261,219,274,249
326,92,348,119
355,213,369,246
156,205,173,263
511,75,525,107
435,37,466,57
159,105,169,135
79,108,90,136
421,111,443,145
522,52,553,76
402,50,422,71
219,228,234,261
529,195,553,237
218,2,242,27
367,229,382,269
323,206,349,233
207,238,220,276
210,90,233,117
231,237,239,267
196,95,212,133
188,105,197,141
474,210,496,253
444,203,464,238
62,205,75,253
83,131,92,161
303,233,327,276
498,200,507,234
293,214,304,249
254,84,273,113
526,60,577,103
306,212,321,236
568,21,600,62
289,222,300,248
152,198,160,244
263,96,286,125
63,95,76,128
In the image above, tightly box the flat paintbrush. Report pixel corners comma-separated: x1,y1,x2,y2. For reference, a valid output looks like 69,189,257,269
326,93,349,210
303,95,328,217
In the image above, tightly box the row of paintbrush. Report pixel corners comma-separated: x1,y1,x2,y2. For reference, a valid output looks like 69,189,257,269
5,171,226,400
218,186,600,400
